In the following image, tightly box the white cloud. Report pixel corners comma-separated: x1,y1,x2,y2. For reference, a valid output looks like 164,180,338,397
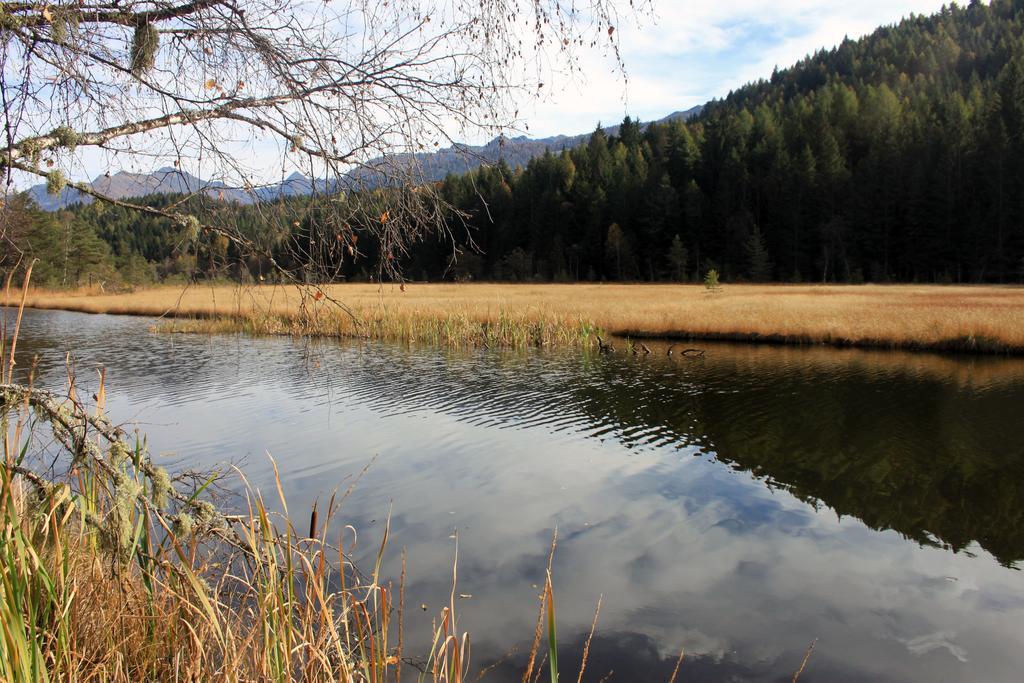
521,0,949,137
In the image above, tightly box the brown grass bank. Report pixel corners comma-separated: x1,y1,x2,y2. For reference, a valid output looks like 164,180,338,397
22,282,1024,353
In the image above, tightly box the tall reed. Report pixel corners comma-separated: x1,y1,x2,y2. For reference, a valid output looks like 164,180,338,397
4,266,425,681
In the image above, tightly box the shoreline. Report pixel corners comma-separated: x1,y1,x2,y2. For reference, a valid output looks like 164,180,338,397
20,282,1024,356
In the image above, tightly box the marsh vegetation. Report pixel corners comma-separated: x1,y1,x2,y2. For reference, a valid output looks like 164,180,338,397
23,282,1024,353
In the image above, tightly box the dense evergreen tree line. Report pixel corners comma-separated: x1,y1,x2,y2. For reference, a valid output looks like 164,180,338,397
435,0,1024,283
7,0,1024,286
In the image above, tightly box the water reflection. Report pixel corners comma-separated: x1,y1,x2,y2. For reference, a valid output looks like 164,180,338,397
11,308,1024,682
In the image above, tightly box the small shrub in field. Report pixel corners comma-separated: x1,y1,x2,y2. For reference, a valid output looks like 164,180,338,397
704,269,721,290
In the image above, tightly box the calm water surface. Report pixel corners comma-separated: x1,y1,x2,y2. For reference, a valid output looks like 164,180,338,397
12,308,1024,682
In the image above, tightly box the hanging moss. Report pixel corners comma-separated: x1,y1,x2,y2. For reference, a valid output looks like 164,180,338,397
178,214,202,243
50,10,79,44
19,138,41,164
172,512,195,538
46,170,67,196
130,23,160,76
110,441,129,468
149,466,173,508
193,500,221,530
109,476,142,561
51,17,66,43
51,125,79,151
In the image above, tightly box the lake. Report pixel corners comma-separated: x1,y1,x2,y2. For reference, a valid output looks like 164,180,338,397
12,307,1024,682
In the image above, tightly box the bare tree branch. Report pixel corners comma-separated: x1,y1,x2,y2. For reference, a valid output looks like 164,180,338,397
1,0,648,281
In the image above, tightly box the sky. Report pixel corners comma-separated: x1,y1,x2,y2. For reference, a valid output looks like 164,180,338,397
521,0,950,138
21,0,953,188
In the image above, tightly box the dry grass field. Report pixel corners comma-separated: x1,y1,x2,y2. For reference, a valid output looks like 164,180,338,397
21,282,1024,353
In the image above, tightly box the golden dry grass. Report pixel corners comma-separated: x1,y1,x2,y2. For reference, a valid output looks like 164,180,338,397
23,282,1024,353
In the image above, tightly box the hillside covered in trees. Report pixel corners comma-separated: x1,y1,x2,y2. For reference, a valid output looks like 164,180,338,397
7,0,1024,287
436,0,1024,284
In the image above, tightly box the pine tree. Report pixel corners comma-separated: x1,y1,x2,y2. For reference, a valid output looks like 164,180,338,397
744,227,772,281
667,235,689,281
606,223,625,280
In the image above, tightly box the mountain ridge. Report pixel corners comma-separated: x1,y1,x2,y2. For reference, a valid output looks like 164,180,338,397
24,106,702,211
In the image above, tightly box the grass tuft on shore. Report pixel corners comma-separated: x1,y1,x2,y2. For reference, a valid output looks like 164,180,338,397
156,307,602,349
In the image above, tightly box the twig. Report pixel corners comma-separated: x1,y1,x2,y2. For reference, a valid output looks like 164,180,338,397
575,594,602,683
666,646,685,683
792,639,817,682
